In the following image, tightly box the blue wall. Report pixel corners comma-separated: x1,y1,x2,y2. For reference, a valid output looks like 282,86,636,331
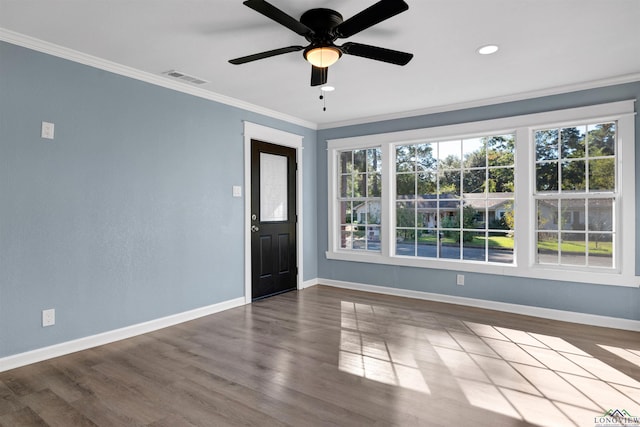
0,41,317,357
1,39,638,360
317,82,640,321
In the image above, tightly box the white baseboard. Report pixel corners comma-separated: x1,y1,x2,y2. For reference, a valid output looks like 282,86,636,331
301,278,320,289
0,297,246,373
319,278,640,332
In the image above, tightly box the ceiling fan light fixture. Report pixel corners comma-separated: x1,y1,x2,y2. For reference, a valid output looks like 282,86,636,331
305,46,341,68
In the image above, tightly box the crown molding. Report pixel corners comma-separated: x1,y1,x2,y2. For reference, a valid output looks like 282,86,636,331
0,28,318,130
318,73,640,130
3,28,638,133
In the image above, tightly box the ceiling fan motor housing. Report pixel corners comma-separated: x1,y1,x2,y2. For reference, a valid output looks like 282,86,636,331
300,9,343,42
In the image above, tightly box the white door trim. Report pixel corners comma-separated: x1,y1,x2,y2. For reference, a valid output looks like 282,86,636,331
243,122,304,304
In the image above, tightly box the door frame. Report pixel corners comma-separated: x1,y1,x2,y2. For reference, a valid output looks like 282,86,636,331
243,121,304,304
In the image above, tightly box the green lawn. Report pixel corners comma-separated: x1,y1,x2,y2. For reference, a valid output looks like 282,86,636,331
417,233,513,249
537,239,612,255
414,233,612,255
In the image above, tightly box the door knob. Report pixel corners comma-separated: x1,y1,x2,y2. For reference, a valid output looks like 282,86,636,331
251,225,260,232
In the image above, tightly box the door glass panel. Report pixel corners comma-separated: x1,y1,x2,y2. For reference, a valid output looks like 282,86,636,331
260,152,288,222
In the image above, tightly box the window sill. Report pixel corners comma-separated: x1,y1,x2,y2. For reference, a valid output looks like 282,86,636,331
325,250,640,288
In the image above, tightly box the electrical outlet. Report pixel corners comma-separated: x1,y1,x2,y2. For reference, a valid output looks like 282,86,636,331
42,308,55,327
456,274,465,286
41,121,55,139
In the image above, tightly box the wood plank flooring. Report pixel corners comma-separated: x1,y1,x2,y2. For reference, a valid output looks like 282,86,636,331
1,285,639,426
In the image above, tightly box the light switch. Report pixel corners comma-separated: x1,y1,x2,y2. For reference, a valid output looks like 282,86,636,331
41,121,55,139
232,185,242,198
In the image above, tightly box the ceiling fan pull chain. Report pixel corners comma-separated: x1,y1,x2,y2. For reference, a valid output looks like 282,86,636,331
319,90,327,111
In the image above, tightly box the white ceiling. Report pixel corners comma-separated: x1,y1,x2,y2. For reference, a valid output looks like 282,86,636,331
1,0,639,127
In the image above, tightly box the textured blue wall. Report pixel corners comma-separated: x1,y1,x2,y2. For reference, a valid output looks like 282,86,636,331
0,41,317,357
317,82,640,321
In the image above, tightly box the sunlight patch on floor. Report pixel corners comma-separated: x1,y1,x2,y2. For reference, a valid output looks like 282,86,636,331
337,300,640,427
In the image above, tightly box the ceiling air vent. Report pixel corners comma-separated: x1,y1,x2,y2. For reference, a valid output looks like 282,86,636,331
162,70,208,85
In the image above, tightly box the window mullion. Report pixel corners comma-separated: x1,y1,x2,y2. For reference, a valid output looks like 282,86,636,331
515,127,532,269
381,143,393,258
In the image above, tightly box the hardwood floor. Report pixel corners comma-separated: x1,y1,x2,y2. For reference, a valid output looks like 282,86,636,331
1,285,639,426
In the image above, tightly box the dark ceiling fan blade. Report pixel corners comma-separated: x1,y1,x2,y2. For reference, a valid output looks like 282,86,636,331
335,0,408,38
311,66,328,86
229,46,304,64
243,0,314,37
341,42,413,65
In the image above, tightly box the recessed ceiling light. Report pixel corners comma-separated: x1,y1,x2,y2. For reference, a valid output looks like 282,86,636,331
477,45,499,55
321,86,335,92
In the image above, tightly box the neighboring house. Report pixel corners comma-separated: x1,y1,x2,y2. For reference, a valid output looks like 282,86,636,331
537,198,612,231
354,192,514,229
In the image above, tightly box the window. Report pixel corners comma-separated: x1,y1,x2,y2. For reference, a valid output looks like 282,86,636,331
395,135,515,263
327,101,636,286
338,148,381,252
534,122,616,269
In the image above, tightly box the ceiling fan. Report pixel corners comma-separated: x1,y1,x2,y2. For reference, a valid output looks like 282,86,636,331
228,0,414,86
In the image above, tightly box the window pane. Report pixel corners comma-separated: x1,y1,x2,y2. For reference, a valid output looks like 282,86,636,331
352,226,366,250
260,152,288,222
536,162,559,192
353,173,366,197
537,232,559,264
367,148,382,173
440,205,460,229
589,233,613,268
560,126,586,159
439,170,460,196
463,231,485,261
560,199,585,231
488,167,514,193
367,202,381,225
417,171,437,195
340,151,352,174
416,143,437,172
368,173,381,198
463,138,484,168
589,158,615,191
489,199,514,231
441,232,461,260
396,229,416,256
340,227,352,249
561,160,586,192
535,129,559,161
397,201,415,227
396,173,415,198
417,230,437,258
418,208,437,228
560,232,586,266
463,169,485,194
366,226,381,251
587,122,615,156
588,199,613,231
396,145,415,172
438,140,461,168
463,199,486,229
487,135,515,167
353,150,366,173
340,201,353,224
340,174,352,198
537,199,558,230
488,231,514,264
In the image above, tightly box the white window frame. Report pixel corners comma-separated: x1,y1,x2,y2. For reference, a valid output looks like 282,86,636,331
326,100,638,287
